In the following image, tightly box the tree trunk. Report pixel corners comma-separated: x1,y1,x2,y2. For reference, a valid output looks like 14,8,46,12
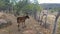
52,12,60,34
34,11,37,20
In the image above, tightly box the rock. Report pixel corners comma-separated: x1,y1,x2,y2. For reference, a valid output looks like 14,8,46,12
0,19,12,28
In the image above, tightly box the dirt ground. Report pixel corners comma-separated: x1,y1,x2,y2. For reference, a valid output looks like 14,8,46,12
0,12,53,34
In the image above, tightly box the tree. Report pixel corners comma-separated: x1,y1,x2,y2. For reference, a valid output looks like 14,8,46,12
13,0,31,16
52,11,60,34
0,0,10,11
10,0,42,17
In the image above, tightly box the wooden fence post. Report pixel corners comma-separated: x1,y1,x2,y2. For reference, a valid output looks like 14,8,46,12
52,11,60,34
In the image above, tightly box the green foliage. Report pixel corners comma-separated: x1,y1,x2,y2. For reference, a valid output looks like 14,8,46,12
0,0,43,16
0,0,10,10
49,7,60,13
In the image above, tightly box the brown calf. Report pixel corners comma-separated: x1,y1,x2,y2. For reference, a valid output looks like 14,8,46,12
17,15,29,31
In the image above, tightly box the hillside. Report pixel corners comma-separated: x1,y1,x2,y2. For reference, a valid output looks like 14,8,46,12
40,3,60,9
1,12,60,34
0,12,53,34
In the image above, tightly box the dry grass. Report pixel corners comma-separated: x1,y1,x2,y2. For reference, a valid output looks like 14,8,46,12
40,14,60,34
0,12,59,34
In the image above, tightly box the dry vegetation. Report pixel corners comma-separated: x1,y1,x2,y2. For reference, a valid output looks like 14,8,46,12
0,12,60,34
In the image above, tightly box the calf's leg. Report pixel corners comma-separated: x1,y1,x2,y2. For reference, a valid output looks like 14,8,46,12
17,23,20,31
